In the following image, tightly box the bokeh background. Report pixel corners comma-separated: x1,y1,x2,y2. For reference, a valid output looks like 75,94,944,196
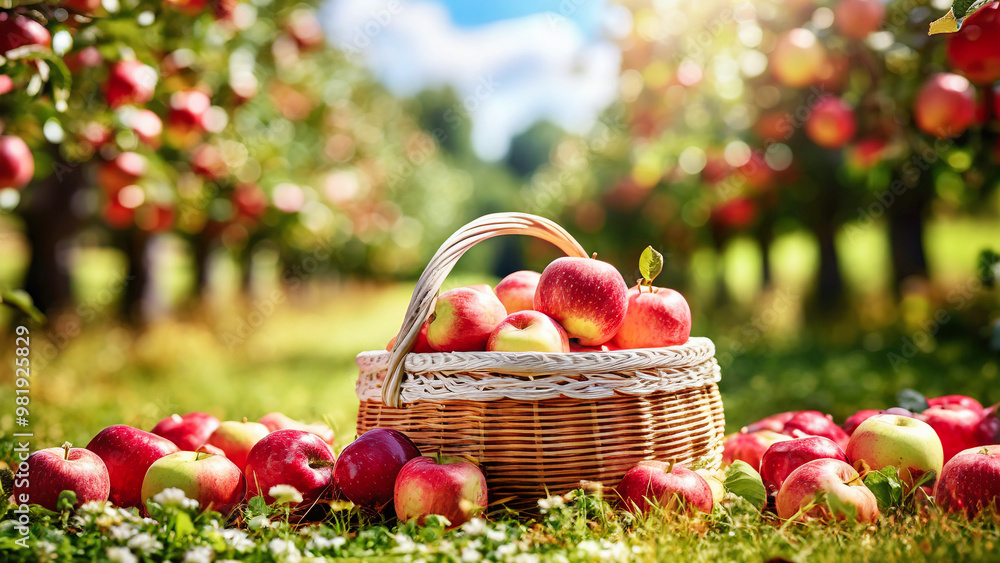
1,0,998,448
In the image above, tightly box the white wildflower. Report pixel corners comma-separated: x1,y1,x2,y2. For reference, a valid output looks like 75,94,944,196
512,554,541,563
461,517,486,536
183,545,214,563
247,514,274,530
220,529,255,553
127,533,163,555
393,534,417,554
577,540,600,555
269,538,303,563
307,535,347,551
151,487,199,511
106,546,138,563
107,524,136,540
461,545,482,562
536,495,564,513
496,543,518,558
79,500,111,514
269,484,304,505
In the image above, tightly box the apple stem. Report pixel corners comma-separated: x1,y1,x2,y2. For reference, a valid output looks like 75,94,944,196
309,459,336,469
61,442,72,460
591,252,598,260
195,451,204,461
242,417,248,423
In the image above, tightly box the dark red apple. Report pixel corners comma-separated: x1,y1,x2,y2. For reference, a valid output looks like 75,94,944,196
759,436,848,495
977,403,999,445
913,73,976,139
712,198,758,230
946,2,1000,85
0,13,51,55
0,135,34,190
781,411,851,450
933,444,1000,518
393,455,488,527
151,412,221,451
14,443,110,510
86,425,180,508
922,405,984,463
534,256,629,346
617,461,713,515
333,428,421,512
104,60,158,108
244,429,336,505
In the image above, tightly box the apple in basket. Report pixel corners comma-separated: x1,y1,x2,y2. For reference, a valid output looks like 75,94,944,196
386,321,434,353
426,287,508,352
487,310,570,353
611,247,691,349
494,270,542,314
845,414,944,489
775,458,880,522
534,256,628,346
14,443,110,511
394,454,488,527
334,428,422,513
617,461,714,515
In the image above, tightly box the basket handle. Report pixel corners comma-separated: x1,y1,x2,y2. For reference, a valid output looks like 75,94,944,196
382,212,590,407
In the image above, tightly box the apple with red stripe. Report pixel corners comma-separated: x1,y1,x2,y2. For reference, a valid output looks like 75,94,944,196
611,246,691,349
86,425,179,508
394,454,488,527
14,443,110,511
141,450,246,516
534,254,628,347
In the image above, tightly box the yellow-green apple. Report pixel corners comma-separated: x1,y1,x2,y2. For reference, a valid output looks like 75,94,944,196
258,412,335,446
845,414,943,488
426,287,507,352
616,461,713,515
533,256,628,346
745,411,799,433
945,2,1000,84
922,405,984,463
759,436,848,495
244,429,336,505
197,444,226,456
723,430,792,471
611,286,691,349
487,311,570,353
833,0,885,39
206,419,270,471
933,445,1000,518
140,451,245,515
775,458,879,522
334,428,421,513
842,409,880,436
13,443,110,510
386,321,435,353
151,412,221,451
104,60,158,108
0,13,51,55
914,73,976,139
805,96,857,149
977,403,999,445
86,425,180,508
0,135,34,190
769,28,825,88
393,455,488,527
781,411,850,450
494,270,542,314
927,395,983,411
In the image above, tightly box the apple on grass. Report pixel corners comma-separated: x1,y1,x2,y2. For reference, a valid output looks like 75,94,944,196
977,403,999,445
151,412,220,451
426,287,507,352
744,411,799,433
259,412,335,446
244,430,336,506
927,395,983,411
487,311,569,353
933,445,1000,519
86,425,180,508
394,455,488,527
14,443,110,511
334,428,421,513
141,451,245,516
494,270,541,314
722,430,792,471
616,461,713,515
759,436,848,495
206,419,270,471
922,405,984,463
781,411,851,450
534,256,629,346
775,458,879,522
845,414,944,489
842,409,880,436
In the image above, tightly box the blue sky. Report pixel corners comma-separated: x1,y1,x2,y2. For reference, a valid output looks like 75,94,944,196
440,0,606,36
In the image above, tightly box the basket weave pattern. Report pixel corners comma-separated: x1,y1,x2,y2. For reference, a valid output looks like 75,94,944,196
354,213,726,509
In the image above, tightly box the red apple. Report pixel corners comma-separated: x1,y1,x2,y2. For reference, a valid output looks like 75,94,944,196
86,425,180,508
165,0,209,15
977,403,999,445
394,455,488,527
914,73,976,139
533,256,628,346
946,2,1000,85
775,458,879,522
610,285,691,349
759,436,848,495
206,419,270,471
63,0,103,14
922,405,983,463
722,430,792,471
833,0,885,40
258,412,335,446
0,135,34,190
333,428,421,512
927,395,983,412
166,89,211,148
806,96,857,149
845,414,943,488
494,270,542,314
0,13,51,55
232,183,269,219
568,341,616,352
141,451,245,515
386,321,434,353
97,152,147,196
487,310,569,353
121,108,163,148
104,60,158,108
244,429,336,505
0,75,12,96
13,443,110,511
745,411,799,433
64,46,103,73
190,144,228,180
711,198,758,230
769,28,825,88
616,461,713,515
197,444,226,456
781,411,851,450
151,412,221,452
842,409,880,436
426,287,507,352
933,445,1000,518
848,138,889,169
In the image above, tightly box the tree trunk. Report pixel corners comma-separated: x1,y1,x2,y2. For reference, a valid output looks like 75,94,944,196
887,179,929,292
758,216,774,290
118,230,150,324
190,232,214,305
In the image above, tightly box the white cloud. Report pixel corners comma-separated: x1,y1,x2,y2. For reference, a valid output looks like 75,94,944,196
323,0,622,161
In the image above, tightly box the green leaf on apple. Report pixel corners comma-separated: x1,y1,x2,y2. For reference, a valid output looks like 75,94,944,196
638,246,663,289
723,460,766,511
929,0,995,34
863,467,905,511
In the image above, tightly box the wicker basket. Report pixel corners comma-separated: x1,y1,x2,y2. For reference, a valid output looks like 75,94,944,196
355,213,725,510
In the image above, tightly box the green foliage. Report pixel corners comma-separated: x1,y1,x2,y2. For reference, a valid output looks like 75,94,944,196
896,389,930,413
638,245,663,288
724,461,767,511
863,467,905,512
